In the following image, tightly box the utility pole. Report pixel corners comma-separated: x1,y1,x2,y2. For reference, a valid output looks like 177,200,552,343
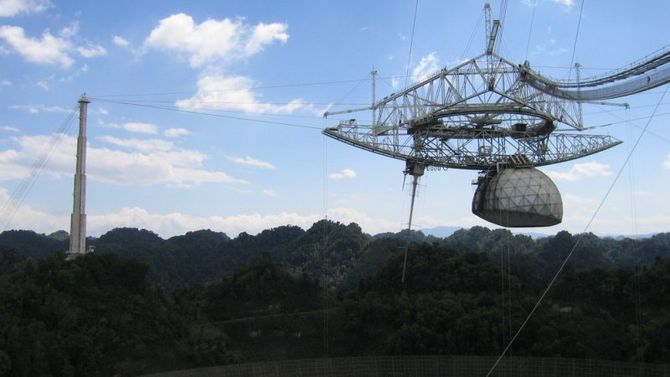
68,94,89,258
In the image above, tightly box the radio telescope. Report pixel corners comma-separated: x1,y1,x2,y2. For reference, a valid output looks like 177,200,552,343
323,3,670,228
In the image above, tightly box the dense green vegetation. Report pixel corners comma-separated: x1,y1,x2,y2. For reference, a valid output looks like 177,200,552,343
0,222,669,376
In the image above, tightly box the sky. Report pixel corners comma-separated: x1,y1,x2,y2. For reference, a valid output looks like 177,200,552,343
0,0,669,238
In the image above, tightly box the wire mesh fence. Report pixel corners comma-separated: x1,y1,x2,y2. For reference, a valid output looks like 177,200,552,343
141,355,670,377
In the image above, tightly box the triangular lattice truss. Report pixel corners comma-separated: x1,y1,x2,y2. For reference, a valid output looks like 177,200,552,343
324,52,621,170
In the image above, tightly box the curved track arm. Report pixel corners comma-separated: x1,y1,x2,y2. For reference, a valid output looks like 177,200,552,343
521,49,670,100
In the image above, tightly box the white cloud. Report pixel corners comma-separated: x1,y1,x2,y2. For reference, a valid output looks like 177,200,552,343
9,104,72,113
76,44,107,58
33,67,87,91
521,0,539,6
98,120,118,128
36,80,49,91
562,193,599,214
122,122,158,134
98,136,173,153
144,13,289,68
94,107,108,116
531,38,568,58
112,35,129,47
664,155,670,169
0,25,73,67
59,21,79,38
633,190,652,198
544,162,613,181
520,0,571,8
262,189,278,198
0,0,50,17
57,64,88,84
88,208,325,238
0,188,67,234
0,188,403,237
0,23,106,68
164,127,190,138
244,22,289,55
145,15,318,117
551,0,574,8
0,125,18,132
1,79,11,86
329,168,356,180
176,75,323,115
228,155,275,170
327,207,401,234
86,208,322,238
390,76,400,89
412,52,440,83
5,190,669,238
0,134,246,187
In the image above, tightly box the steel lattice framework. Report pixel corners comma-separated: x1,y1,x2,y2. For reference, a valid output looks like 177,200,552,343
321,3,670,232
321,0,670,173
323,52,625,170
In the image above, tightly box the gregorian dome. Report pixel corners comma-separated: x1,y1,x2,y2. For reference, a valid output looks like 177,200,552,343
472,167,563,227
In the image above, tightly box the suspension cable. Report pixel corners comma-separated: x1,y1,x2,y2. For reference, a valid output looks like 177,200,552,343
0,107,78,230
89,98,323,130
485,83,670,377
566,0,586,81
524,1,536,61
402,0,420,88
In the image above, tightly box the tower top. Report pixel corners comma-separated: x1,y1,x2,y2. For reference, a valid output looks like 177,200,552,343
79,94,90,104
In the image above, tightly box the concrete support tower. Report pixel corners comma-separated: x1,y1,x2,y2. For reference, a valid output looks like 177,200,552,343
68,95,89,256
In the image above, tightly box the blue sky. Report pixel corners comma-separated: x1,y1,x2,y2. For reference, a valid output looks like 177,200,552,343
0,0,669,237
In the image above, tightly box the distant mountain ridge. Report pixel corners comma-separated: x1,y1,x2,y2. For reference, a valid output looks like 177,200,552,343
1,223,668,292
421,226,659,240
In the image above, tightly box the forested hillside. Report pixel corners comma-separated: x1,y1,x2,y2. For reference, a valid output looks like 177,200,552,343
0,222,669,376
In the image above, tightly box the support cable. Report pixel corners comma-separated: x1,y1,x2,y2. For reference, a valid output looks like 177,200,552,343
496,0,509,55
507,233,513,356
626,108,644,361
331,75,370,114
0,108,78,231
524,1,536,61
558,111,670,132
402,0,420,88
89,98,323,130
401,173,420,284
399,0,420,285
565,0,586,81
461,13,484,59
500,229,506,352
585,107,670,144
321,128,330,358
485,83,670,377
90,77,373,97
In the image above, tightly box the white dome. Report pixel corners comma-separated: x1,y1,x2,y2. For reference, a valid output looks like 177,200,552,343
472,167,563,227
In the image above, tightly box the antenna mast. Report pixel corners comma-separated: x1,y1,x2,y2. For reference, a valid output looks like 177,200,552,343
68,94,89,258
371,68,377,127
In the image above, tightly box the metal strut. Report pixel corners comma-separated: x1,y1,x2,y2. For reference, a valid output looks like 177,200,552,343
401,161,424,284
